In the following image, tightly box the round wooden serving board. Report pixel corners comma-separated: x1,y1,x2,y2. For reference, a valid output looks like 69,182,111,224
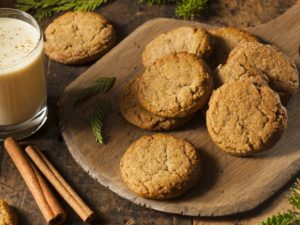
59,1,300,217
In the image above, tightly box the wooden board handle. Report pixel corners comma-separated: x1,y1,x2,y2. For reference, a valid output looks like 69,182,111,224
250,0,300,63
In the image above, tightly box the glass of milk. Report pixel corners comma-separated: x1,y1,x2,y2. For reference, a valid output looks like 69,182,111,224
0,8,47,140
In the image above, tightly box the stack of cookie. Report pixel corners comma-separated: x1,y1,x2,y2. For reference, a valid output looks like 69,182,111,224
207,27,299,156
120,26,216,200
119,25,299,200
120,27,214,131
205,27,297,156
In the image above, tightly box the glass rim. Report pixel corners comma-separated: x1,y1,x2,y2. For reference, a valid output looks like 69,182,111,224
0,8,43,70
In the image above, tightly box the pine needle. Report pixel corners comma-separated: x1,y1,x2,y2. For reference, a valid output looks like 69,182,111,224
139,0,208,18
91,99,111,144
288,179,300,210
16,0,209,20
16,0,109,21
74,77,116,106
73,77,115,144
259,211,300,225
74,0,108,11
259,178,300,225
175,0,208,19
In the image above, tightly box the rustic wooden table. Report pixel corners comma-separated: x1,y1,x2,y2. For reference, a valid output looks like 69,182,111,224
0,0,299,225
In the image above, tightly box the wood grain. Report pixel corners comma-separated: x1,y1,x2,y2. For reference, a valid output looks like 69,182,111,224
194,183,293,225
59,1,300,217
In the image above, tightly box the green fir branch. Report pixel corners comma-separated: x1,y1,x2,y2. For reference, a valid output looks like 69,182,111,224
139,0,208,18
34,8,55,21
91,99,111,144
16,0,209,20
74,0,109,11
259,178,300,225
288,179,300,210
259,211,300,225
175,0,208,18
74,77,116,106
73,76,115,144
16,0,109,21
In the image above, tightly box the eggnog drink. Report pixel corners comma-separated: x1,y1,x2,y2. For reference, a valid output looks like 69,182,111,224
0,9,47,140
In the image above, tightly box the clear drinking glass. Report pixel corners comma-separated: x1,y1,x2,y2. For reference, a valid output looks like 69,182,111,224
0,8,47,140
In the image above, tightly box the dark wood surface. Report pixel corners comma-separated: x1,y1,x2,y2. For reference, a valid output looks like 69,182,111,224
0,0,298,225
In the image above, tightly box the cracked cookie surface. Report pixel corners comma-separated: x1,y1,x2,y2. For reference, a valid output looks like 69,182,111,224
215,62,269,88
120,134,202,199
44,11,116,65
120,76,192,130
226,42,299,99
142,26,214,67
207,79,288,156
138,53,213,118
209,27,258,67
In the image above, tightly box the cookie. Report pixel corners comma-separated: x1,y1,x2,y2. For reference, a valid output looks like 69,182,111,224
206,79,288,156
209,27,258,67
226,42,299,98
0,200,18,225
44,11,116,65
120,76,192,130
138,53,213,118
120,133,202,199
142,26,214,67
215,62,269,87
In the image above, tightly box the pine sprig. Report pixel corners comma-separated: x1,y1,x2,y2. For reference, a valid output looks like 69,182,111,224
16,0,109,21
259,178,300,225
74,0,108,11
176,0,208,19
259,211,300,225
91,99,111,144
288,179,300,210
73,77,115,144
139,0,208,18
16,0,208,20
74,77,116,106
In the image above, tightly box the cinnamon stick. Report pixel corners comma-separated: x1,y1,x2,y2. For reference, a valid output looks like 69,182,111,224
25,145,95,224
3,138,66,225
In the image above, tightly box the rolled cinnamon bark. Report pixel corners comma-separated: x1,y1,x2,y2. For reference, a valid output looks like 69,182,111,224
25,145,95,224
3,137,66,225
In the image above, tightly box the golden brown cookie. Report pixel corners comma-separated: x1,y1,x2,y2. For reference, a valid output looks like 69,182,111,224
209,27,258,67
44,11,116,65
120,76,193,130
226,42,299,98
214,62,269,87
0,200,18,225
138,53,213,118
206,79,288,156
120,133,202,199
142,26,214,67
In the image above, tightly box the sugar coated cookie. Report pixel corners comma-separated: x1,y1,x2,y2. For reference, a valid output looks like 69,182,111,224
44,11,116,65
120,76,192,130
120,134,202,199
138,53,213,118
226,42,299,99
142,26,214,67
209,27,258,67
207,79,288,156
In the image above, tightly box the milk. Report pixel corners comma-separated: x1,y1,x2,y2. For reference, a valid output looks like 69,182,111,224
0,18,46,125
